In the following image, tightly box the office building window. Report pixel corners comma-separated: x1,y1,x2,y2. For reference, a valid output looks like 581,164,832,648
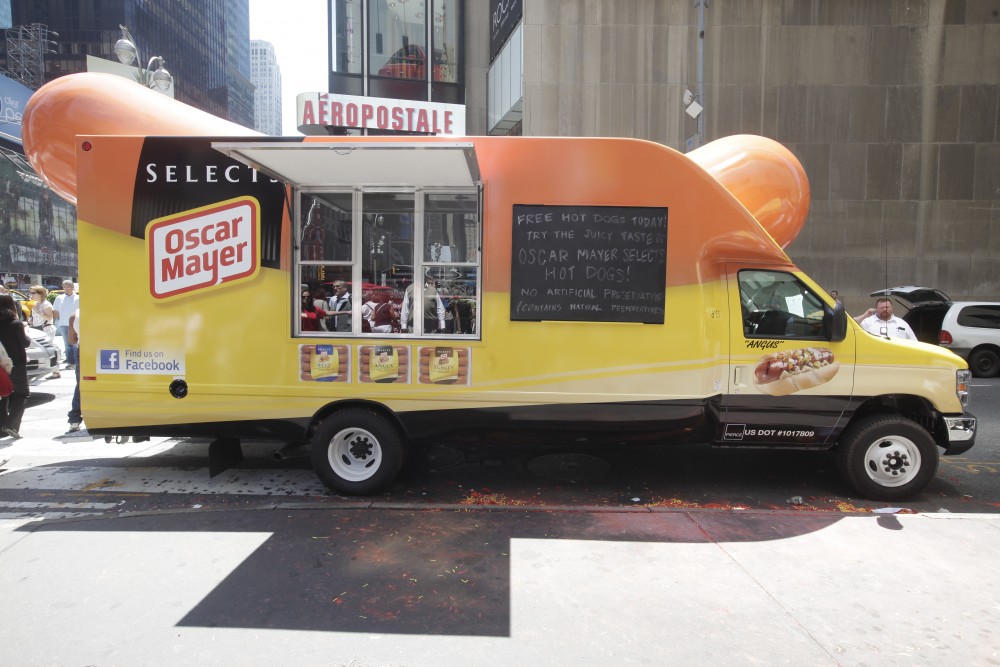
333,0,363,73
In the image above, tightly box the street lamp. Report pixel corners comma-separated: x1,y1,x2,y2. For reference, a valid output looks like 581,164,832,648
114,24,173,93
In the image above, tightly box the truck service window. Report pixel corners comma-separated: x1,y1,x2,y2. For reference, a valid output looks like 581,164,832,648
295,188,481,337
739,270,826,339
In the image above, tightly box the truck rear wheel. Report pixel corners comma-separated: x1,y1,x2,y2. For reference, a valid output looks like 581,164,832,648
310,408,404,495
836,415,938,501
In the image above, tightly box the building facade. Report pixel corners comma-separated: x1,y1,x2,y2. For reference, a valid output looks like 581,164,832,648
251,39,282,136
1,71,76,287
1,0,255,128
463,0,1000,304
224,0,255,130
308,0,465,136
330,0,464,105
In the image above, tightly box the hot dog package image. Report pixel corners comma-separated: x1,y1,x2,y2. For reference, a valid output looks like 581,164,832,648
418,346,471,385
359,345,410,384
753,347,840,396
299,344,349,382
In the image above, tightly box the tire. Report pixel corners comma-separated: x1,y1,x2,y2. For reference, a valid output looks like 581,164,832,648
968,348,1000,378
835,415,939,501
310,407,405,495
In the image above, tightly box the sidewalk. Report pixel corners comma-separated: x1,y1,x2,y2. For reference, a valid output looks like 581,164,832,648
2,365,81,441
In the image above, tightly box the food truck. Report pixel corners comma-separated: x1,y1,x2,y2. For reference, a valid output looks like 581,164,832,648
23,73,975,500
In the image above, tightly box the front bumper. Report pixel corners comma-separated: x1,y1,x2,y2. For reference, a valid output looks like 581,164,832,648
942,414,976,455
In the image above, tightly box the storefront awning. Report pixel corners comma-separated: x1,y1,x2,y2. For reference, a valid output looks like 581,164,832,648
211,141,480,189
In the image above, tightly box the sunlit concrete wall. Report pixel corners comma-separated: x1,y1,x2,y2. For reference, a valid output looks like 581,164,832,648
466,0,1000,304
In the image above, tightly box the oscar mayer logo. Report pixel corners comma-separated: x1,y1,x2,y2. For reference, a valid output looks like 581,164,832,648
147,196,260,299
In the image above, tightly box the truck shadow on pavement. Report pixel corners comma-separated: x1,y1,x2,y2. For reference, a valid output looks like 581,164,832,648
8,440,984,637
25,506,847,637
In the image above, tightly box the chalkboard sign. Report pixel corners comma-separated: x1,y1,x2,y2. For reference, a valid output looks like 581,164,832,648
510,205,669,323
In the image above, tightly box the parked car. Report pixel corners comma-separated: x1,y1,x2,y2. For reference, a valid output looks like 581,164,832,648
25,326,60,382
871,286,1000,377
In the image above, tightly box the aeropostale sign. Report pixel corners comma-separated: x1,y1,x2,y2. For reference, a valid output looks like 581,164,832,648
296,92,465,136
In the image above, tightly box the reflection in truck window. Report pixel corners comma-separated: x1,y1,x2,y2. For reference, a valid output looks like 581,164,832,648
299,192,352,263
740,269,825,339
295,188,481,338
423,193,479,335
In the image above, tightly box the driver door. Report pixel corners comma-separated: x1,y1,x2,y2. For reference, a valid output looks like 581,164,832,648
721,267,855,447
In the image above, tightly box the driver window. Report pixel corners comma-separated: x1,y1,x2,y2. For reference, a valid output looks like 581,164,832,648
739,270,825,339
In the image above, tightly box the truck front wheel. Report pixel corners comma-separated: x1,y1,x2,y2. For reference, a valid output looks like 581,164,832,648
311,408,405,495
836,415,939,501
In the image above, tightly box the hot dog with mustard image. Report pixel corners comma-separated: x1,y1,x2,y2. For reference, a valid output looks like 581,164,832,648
753,347,840,396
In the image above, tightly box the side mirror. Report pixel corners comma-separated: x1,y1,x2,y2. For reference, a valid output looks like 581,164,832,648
825,300,848,342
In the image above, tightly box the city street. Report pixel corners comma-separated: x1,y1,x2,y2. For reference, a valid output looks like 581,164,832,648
4,2,1000,665
0,373,998,665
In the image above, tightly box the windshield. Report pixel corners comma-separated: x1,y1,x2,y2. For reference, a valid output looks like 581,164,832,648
739,269,826,339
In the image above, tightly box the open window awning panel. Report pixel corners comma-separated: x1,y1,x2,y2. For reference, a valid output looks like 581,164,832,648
212,140,481,189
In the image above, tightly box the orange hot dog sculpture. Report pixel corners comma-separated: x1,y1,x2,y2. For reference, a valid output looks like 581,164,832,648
753,348,840,396
21,72,259,205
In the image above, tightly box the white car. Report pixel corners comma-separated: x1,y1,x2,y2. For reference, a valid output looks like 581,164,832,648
25,326,61,382
872,286,1000,377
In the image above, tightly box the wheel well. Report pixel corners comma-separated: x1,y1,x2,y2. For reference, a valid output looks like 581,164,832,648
309,400,410,443
844,394,942,446
969,343,1000,357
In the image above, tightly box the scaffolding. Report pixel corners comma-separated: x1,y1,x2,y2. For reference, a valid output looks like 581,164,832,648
2,23,58,90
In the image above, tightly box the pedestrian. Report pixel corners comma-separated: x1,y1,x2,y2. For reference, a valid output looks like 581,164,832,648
854,297,916,340
0,294,32,440
327,280,352,332
312,285,329,331
53,280,79,370
28,285,59,378
0,338,12,398
64,308,84,436
363,291,398,334
300,287,327,332
401,274,445,333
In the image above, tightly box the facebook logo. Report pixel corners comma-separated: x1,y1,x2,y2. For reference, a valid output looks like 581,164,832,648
100,350,120,370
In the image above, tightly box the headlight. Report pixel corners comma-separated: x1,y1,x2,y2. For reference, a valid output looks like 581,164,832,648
956,369,971,407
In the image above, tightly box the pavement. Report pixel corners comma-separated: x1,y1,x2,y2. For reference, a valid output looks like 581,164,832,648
0,370,999,665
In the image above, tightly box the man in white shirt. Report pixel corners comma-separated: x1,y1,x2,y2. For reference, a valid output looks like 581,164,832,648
53,280,80,368
326,281,352,332
401,277,446,333
855,297,916,340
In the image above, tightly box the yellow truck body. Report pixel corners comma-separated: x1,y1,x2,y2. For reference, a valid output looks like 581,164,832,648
22,73,975,499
